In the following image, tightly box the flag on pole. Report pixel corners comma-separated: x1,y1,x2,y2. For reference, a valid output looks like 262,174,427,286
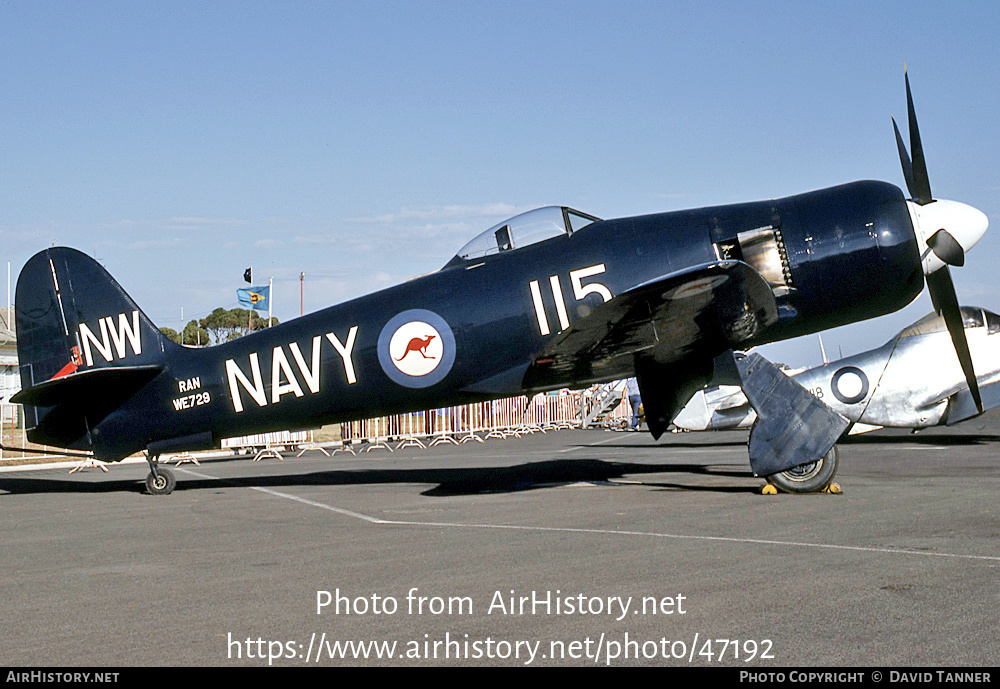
237,285,270,311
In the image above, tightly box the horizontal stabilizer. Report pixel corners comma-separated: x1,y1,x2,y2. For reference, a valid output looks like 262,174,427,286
11,365,164,408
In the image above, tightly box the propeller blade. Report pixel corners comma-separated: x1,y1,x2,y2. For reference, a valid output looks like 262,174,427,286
926,269,983,414
927,228,965,267
892,115,918,200
904,70,934,204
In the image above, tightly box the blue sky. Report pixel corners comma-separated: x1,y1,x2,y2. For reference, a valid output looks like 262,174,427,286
2,1,998,367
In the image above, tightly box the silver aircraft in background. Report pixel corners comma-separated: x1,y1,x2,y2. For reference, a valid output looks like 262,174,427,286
673,307,1000,436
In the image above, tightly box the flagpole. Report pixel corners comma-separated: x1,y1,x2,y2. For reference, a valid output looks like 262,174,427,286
268,277,273,327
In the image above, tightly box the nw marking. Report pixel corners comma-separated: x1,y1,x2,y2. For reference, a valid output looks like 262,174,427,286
79,311,142,366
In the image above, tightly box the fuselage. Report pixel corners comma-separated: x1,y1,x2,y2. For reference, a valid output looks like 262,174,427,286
799,308,1000,429
53,181,924,460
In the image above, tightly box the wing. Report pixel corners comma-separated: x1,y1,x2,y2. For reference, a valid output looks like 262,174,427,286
944,378,1000,425
523,260,779,392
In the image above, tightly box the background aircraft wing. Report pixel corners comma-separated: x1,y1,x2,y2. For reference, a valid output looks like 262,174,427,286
524,260,778,390
944,379,1000,425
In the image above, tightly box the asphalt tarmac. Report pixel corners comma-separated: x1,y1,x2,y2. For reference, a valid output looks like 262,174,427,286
2,414,999,668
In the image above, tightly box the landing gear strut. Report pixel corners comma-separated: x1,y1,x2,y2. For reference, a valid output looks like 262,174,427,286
144,453,176,495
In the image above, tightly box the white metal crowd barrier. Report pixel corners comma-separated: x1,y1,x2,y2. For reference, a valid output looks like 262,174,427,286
0,386,637,461
339,389,634,447
221,430,310,450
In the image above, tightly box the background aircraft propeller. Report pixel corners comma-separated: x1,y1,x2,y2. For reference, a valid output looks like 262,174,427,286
892,70,988,413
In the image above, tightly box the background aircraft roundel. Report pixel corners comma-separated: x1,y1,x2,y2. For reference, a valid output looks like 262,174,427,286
377,309,456,388
830,366,869,405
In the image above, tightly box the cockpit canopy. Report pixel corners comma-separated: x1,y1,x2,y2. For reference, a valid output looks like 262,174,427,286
894,306,1000,341
446,206,600,267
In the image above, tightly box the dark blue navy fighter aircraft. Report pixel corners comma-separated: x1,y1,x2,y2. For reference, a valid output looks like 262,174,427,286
11,74,988,494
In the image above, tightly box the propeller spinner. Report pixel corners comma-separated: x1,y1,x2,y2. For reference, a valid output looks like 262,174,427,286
893,70,989,413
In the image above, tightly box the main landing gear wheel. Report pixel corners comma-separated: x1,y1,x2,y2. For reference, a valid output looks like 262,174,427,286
765,446,838,494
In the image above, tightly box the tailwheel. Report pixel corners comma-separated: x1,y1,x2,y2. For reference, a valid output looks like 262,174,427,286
144,453,176,495
765,446,838,494
146,467,176,495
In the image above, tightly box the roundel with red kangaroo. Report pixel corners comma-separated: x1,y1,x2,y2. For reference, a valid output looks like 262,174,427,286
377,309,456,388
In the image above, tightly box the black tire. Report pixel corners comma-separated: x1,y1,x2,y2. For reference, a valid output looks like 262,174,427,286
766,446,838,494
146,467,176,495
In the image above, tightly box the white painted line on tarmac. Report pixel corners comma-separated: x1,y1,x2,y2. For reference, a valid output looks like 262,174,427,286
557,435,640,453
176,466,1000,564
178,466,385,523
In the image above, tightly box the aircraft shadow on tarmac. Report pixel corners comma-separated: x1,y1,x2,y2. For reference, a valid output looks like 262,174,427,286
0,457,756,497
839,432,1000,446
6,426,998,498
593,439,748,450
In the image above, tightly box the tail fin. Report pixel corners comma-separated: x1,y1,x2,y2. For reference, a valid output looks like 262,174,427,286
12,247,173,451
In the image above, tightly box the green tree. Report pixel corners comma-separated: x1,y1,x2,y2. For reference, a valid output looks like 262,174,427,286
159,327,180,343
199,307,279,344
201,307,241,343
181,320,211,347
